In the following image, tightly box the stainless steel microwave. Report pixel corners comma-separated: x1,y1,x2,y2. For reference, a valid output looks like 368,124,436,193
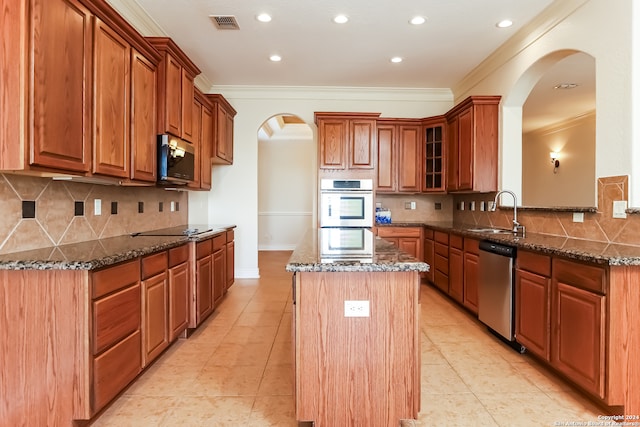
157,134,195,185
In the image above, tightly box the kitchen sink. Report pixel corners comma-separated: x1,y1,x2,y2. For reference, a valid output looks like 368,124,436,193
466,227,514,234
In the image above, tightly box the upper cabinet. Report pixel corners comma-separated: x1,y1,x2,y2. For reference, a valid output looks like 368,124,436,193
445,96,501,193
315,112,380,170
146,37,201,143
1,0,161,183
376,119,422,193
188,89,214,190
208,94,237,165
422,116,447,193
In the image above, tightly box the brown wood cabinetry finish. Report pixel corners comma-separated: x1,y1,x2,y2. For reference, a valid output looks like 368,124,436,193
142,271,169,366
92,284,140,355
376,120,422,192
377,227,423,260
187,98,203,189
462,237,479,314
200,100,214,188
92,258,140,298
295,271,420,425
516,269,551,360
315,112,380,170
169,259,190,341
195,242,214,323
213,240,226,306
93,18,130,178
350,119,376,169
318,117,347,169
226,229,235,289
448,234,464,303
141,251,168,279
445,96,500,193
209,94,237,164
181,69,195,141
130,49,157,182
31,0,92,173
424,232,435,284
165,54,182,136
422,116,446,192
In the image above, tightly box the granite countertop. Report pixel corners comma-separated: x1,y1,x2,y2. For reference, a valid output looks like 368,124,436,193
377,221,640,266
286,228,430,273
0,224,235,271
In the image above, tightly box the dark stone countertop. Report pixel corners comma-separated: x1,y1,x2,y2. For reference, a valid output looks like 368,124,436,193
377,221,640,266
0,224,235,271
286,228,430,273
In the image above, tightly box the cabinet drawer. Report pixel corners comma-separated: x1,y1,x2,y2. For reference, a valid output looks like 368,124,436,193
518,251,551,277
213,233,226,251
196,239,212,259
92,259,140,299
434,231,449,245
169,244,189,267
377,227,422,238
435,242,449,257
141,251,168,280
450,234,463,250
93,329,142,413
93,284,141,354
424,228,434,240
434,253,448,275
464,238,479,255
553,258,606,294
226,229,234,242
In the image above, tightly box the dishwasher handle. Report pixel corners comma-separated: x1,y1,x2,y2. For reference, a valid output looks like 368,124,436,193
479,240,517,258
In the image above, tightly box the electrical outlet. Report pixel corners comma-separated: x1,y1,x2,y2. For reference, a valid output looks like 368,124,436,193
94,199,101,216
170,201,175,212
573,212,584,223
410,201,416,210
404,202,412,210
480,201,486,211
469,201,476,211
613,201,628,219
344,300,370,318
459,201,465,211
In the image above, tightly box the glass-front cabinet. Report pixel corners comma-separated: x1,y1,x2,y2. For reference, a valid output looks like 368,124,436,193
422,116,446,192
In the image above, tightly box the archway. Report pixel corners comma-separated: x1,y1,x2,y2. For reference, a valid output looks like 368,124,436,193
257,114,314,250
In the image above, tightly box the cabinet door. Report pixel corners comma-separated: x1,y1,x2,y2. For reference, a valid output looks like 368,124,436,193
196,255,213,323
187,99,202,189
424,237,435,284
516,269,550,360
449,247,464,303
397,125,421,192
224,108,234,164
349,119,375,169
93,19,130,178
169,262,189,341
130,49,157,182
463,252,479,314
142,272,169,366
457,107,474,191
213,247,226,306
398,238,420,260
423,123,445,192
200,104,213,188
552,281,605,398
446,115,459,191
31,0,92,172
376,125,396,192
226,240,235,289
318,118,347,169
181,69,194,141
164,54,182,136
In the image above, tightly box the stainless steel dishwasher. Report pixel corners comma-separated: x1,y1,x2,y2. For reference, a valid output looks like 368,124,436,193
478,240,525,352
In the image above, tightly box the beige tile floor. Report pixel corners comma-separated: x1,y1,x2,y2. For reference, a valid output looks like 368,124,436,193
92,251,609,426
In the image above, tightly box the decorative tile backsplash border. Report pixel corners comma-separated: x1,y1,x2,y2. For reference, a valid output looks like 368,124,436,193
453,175,638,245
0,174,188,254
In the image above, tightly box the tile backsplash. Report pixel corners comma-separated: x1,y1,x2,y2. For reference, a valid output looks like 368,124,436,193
0,174,188,254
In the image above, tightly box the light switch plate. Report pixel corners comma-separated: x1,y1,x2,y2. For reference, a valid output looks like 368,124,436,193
94,199,101,216
344,300,370,317
613,200,628,219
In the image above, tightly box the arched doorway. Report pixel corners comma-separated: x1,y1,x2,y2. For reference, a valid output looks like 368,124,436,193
257,114,314,250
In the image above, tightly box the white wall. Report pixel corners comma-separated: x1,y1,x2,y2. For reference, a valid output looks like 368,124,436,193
454,0,633,207
205,87,452,277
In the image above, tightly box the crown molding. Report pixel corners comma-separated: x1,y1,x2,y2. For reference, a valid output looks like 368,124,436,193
105,0,166,36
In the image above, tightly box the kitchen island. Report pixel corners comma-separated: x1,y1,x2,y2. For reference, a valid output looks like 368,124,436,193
286,228,429,427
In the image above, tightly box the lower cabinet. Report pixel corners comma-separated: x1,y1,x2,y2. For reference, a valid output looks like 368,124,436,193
212,233,227,307
168,244,190,341
376,226,424,260
433,231,449,293
226,229,235,289
448,234,464,303
424,229,435,284
462,238,479,314
194,238,214,325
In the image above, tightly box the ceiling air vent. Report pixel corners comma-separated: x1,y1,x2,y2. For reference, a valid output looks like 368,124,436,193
210,15,240,30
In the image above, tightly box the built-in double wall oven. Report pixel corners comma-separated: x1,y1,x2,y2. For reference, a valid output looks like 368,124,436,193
319,178,374,228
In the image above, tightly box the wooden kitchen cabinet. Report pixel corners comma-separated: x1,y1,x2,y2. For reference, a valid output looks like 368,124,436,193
433,231,449,293
91,259,142,413
130,49,158,182
446,96,500,192
448,234,464,303
424,229,435,284
226,229,235,289
376,227,424,260
213,233,227,307
551,258,606,399
515,250,551,360
209,94,237,165
194,238,214,325
168,244,190,341
187,97,203,189
463,238,479,314
200,98,214,188
376,119,422,193
147,37,201,142
315,112,380,170
422,116,446,193
141,252,169,367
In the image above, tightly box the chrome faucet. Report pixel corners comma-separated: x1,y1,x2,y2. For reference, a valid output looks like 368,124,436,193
490,190,525,237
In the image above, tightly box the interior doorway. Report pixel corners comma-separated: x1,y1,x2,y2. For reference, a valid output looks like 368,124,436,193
257,114,315,250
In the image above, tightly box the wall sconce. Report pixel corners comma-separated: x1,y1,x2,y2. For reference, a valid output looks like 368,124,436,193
550,151,560,173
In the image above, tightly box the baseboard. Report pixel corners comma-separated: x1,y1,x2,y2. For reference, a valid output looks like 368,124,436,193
235,268,260,279
258,244,297,251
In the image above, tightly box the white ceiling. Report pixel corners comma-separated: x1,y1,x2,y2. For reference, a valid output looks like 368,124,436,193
122,0,595,132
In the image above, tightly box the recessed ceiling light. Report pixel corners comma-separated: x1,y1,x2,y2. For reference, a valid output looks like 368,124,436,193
554,83,579,89
390,57,403,63
496,19,513,28
409,16,426,25
256,13,272,23
334,14,349,24
269,55,282,62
